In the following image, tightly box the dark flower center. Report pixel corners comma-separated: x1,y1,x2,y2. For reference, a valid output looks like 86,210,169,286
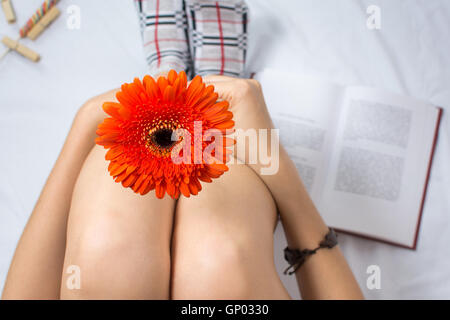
151,128,176,149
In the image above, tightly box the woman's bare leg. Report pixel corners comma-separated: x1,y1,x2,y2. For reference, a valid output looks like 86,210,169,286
2,92,116,299
171,160,290,300
60,145,175,299
202,76,363,299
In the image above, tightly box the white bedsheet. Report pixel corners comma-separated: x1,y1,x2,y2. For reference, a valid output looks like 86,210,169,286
1,0,449,299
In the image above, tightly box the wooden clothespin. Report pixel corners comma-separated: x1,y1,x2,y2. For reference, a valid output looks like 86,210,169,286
1,0,16,23
1,36,40,62
27,6,60,40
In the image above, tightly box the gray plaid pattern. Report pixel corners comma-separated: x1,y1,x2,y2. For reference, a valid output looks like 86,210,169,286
135,0,193,77
135,0,248,78
186,0,248,77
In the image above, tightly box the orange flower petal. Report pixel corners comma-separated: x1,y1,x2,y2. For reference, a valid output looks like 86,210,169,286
133,77,146,94
195,92,219,111
166,182,176,197
214,120,235,129
179,70,187,88
143,75,158,100
163,85,175,103
155,183,166,199
105,146,124,161
102,102,122,119
208,111,233,124
179,182,191,197
208,163,229,172
97,132,120,143
194,85,215,107
188,181,198,195
110,162,128,176
167,70,177,85
186,76,203,101
132,174,147,192
143,180,155,195
115,170,130,183
118,107,131,120
120,84,141,106
187,83,208,106
122,173,138,188
116,91,136,110
137,177,151,194
198,171,213,183
187,83,205,106
203,101,229,118
157,76,169,97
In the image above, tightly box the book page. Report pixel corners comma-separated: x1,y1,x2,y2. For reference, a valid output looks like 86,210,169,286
256,69,344,202
319,87,440,247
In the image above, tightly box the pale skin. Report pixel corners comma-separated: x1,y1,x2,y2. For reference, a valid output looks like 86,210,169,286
1,75,363,300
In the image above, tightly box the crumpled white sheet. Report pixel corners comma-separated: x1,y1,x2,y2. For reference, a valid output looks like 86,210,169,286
0,0,449,299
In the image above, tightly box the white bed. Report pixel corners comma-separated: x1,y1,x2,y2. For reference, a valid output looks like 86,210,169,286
1,0,449,299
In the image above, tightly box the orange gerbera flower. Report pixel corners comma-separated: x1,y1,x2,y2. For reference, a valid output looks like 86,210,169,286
95,70,235,199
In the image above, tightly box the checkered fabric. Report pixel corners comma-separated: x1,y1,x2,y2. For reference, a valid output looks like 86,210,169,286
186,0,248,77
135,0,193,77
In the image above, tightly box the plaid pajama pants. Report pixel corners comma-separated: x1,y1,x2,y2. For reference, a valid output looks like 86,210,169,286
135,0,248,78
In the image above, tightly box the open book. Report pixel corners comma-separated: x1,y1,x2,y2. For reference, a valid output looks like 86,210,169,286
256,69,442,249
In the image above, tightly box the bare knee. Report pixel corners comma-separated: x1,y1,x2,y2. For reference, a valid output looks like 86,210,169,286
73,89,119,129
61,223,170,299
172,234,252,299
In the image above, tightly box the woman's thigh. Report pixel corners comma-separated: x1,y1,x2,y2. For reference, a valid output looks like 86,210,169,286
171,160,291,299
60,145,176,299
